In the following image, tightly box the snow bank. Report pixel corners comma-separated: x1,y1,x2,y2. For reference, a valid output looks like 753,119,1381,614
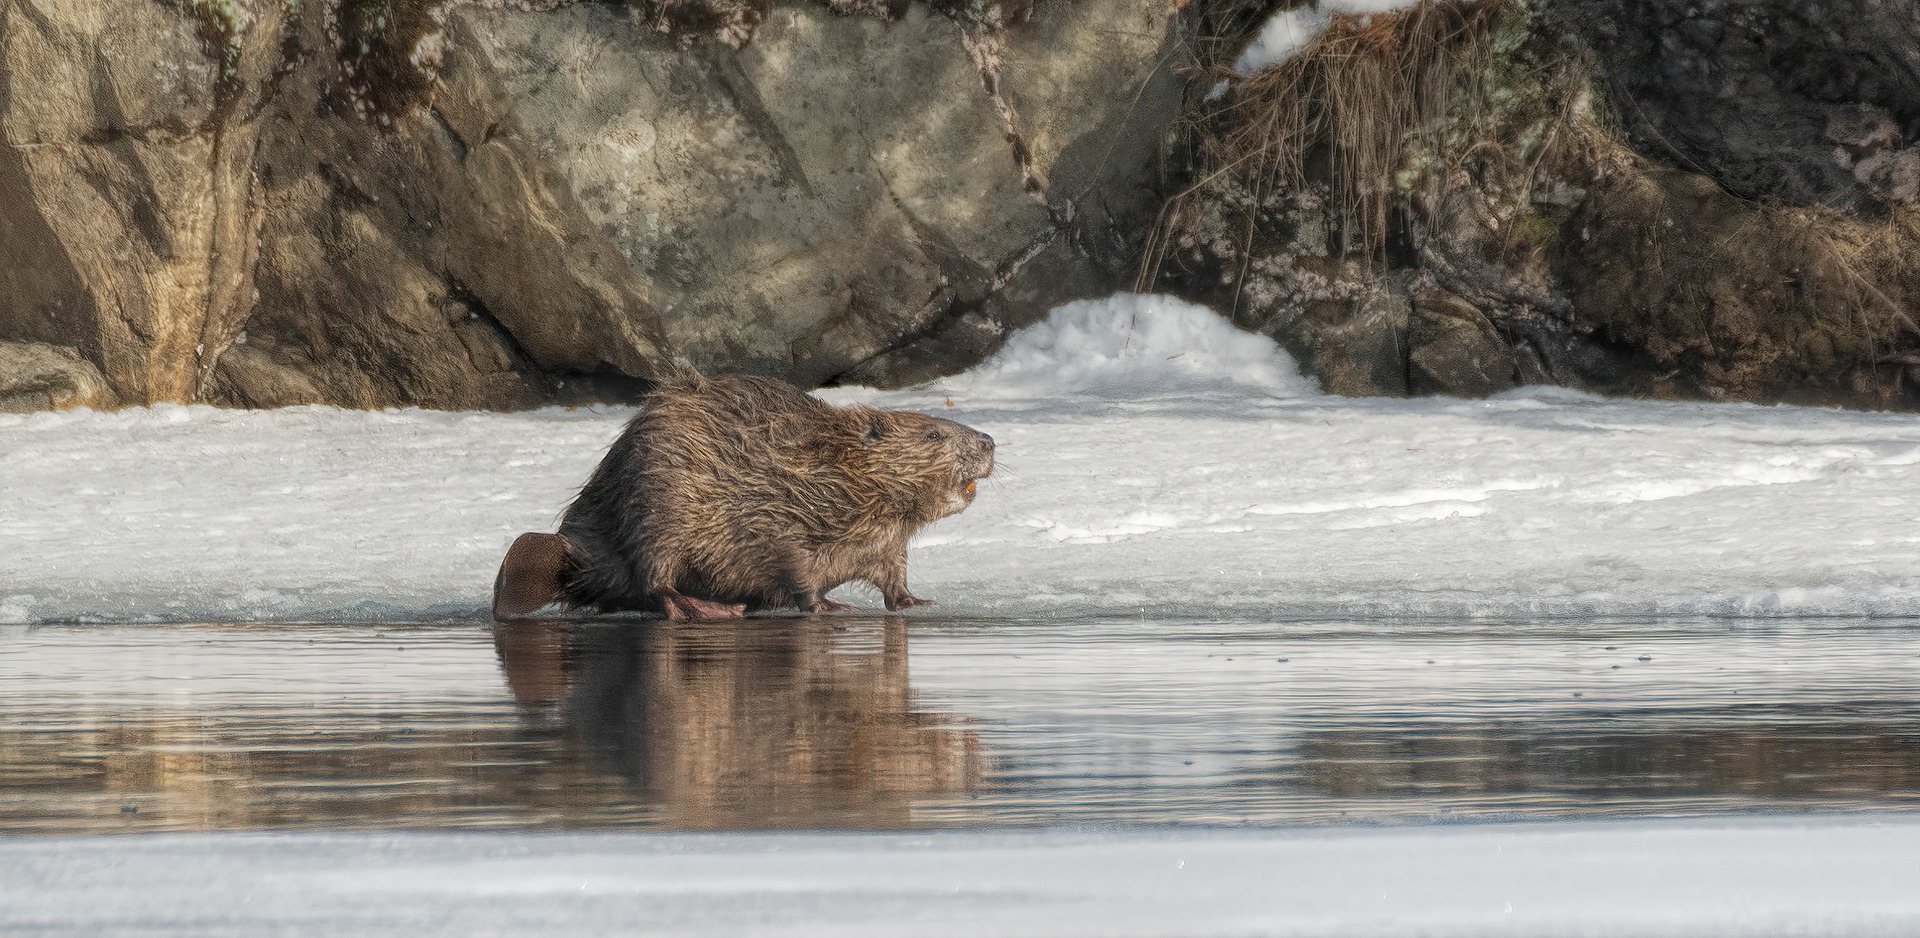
1234,6,1332,73
835,293,1318,404
5,293,1920,624
8,819,1920,937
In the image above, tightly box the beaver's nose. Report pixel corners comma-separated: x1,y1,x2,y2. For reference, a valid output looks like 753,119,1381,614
976,430,994,452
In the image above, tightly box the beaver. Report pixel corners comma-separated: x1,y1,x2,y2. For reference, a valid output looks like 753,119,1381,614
492,374,995,620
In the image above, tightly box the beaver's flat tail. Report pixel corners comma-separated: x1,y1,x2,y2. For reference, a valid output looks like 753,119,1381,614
492,532,572,620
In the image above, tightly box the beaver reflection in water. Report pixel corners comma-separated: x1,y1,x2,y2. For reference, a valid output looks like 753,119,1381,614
493,374,995,620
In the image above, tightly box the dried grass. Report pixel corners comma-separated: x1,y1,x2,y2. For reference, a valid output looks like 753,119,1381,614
1143,0,1509,287
1150,0,1920,405
1790,205,1920,344
1557,130,1920,399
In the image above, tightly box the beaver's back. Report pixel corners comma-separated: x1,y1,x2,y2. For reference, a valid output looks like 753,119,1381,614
557,375,902,610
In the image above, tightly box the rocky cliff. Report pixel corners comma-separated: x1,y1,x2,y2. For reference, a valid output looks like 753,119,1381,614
1,0,1182,410
1153,0,1920,409
4,0,1919,412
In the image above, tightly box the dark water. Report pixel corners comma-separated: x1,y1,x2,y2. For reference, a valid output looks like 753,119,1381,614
4,617,1919,833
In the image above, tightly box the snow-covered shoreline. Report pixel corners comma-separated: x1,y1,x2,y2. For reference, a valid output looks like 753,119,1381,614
6,295,1920,625
8,818,1920,937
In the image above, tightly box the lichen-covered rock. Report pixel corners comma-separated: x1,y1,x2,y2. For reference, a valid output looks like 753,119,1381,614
1828,104,1920,205
1152,0,1920,410
0,0,1185,410
1267,283,1411,398
1556,0,1920,211
1407,289,1515,397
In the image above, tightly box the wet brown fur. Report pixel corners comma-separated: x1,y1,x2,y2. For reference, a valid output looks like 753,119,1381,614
526,374,994,618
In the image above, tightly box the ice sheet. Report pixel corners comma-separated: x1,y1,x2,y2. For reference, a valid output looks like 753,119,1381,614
7,819,1920,937
5,294,1920,624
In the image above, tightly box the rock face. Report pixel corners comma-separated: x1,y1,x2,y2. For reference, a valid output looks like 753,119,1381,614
464,1,1180,388
0,0,229,406
0,0,1185,409
0,340,110,412
10,0,1920,413
1152,0,1920,409
1557,0,1920,211
1406,288,1515,398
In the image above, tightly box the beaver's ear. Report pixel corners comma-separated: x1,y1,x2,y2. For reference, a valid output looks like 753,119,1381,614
859,414,886,446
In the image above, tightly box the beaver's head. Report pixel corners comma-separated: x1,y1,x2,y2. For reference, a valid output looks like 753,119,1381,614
854,410,995,522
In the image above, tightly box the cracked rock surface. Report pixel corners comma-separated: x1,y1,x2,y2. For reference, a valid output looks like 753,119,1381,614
0,0,1184,409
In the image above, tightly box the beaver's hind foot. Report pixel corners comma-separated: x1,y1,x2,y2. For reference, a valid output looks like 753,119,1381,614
807,599,863,614
657,588,747,621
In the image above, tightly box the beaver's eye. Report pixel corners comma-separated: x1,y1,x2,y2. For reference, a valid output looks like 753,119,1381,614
924,429,942,441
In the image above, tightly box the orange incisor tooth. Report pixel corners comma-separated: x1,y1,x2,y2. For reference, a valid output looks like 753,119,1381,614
965,481,977,496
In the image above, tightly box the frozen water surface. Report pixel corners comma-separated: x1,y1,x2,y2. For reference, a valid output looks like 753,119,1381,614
5,295,1920,625
5,295,1920,935
8,820,1920,937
